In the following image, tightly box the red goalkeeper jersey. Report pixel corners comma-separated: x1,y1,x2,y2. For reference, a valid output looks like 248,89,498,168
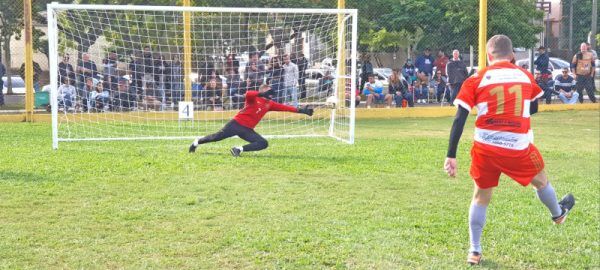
233,91,298,129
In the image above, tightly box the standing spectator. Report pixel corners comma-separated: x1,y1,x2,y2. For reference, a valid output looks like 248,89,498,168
77,53,98,89
363,74,392,108
58,77,76,112
0,60,5,106
282,54,299,106
170,55,183,102
360,55,373,91
536,70,555,104
431,70,449,103
245,51,266,80
534,46,551,82
446,49,469,102
294,53,309,98
586,42,598,59
402,59,417,86
58,53,75,85
19,61,42,92
389,68,413,107
554,67,578,104
102,51,119,93
434,50,449,76
142,46,156,87
226,67,243,109
571,42,596,103
267,56,285,103
415,48,435,103
128,52,144,99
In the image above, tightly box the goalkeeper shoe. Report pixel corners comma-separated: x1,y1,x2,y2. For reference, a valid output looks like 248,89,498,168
230,147,242,157
189,142,198,153
466,252,482,266
553,193,575,225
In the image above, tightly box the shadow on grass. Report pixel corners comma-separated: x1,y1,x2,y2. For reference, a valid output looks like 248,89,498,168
479,259,501,269
0,171,57,182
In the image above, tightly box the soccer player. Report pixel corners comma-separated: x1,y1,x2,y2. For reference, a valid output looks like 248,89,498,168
443,35,575,266
188,84,313,157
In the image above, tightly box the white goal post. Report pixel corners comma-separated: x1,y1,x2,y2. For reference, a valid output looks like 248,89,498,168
47,3,357,149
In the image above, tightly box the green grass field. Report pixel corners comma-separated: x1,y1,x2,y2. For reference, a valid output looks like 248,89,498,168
0,110,598,269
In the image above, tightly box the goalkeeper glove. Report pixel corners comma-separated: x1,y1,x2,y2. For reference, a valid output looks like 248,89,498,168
297,106,314,116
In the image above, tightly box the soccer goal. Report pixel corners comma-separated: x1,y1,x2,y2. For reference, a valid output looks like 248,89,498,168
47,4,357,149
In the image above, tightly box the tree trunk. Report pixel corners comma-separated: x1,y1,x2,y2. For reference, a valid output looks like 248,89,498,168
4,36,13,95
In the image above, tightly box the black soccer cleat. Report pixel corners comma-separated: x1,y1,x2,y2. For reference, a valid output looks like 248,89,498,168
189,143,197,153
553,193,575,225
230,147,242,157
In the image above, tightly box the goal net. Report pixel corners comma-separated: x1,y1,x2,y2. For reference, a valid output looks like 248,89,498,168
47,4,357,149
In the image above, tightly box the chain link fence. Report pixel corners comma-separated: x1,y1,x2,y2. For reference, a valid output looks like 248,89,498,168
1,0,597,110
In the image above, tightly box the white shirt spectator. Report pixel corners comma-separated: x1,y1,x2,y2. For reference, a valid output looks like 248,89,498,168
283,62,299,87
58,83,76,100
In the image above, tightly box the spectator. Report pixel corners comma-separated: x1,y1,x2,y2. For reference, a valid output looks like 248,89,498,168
80,77,95,112
267,56,285,103
294,53,309,98
571,42,597,103
319,70,335,96
77,53,97,89
204,78,223,111
128,52,144,99
415,48,435,104
389,68,413,108
434,50,449,76
586,42,598,59
402,59,417,86
225,53,240,75
534,46,551,82
246,61,263,90
245,51,266,79
19,61,42,92
58,53,75,85
360,55,373,91
94,81,110,111
431,70,449,103
415,48,435,76
142,82,162,111
535,70,555,104
554,67,578,104
227,69,244,109
58,77,76,112
0,60,5,106
114,78,134,111
446,49,469,102
282,54,299,106
345,81,361,108
191,76,204,101
170,55,183,102
102,51,119,92
363,74,392,108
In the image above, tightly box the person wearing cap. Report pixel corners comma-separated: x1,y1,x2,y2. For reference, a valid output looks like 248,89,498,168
535,70,554,104
415,48,435,103
554,67,578,104
534,46,550,81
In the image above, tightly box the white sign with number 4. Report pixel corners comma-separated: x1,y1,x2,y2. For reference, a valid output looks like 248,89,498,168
178,102,194,120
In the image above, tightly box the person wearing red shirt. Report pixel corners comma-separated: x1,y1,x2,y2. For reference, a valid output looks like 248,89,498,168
189,84,313,157
443,35,575,265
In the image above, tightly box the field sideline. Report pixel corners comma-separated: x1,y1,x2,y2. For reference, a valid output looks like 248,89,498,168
0,110,598,269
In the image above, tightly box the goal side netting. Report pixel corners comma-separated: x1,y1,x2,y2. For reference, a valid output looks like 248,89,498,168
47,4,357,149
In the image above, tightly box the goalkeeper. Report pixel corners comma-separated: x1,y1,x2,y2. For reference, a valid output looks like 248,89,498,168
189,84,314,157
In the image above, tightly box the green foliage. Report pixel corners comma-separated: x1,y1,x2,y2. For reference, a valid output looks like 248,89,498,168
0,111,598,268
562,0,600,48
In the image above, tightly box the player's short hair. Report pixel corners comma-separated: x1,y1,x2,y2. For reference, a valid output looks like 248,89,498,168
487,35,513,60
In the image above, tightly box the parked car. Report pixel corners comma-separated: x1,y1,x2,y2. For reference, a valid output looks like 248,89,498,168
304,68,336,99
2,76,26,94
515,57,573,80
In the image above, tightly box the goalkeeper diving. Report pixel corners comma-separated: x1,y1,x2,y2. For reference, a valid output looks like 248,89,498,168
188,84,314,157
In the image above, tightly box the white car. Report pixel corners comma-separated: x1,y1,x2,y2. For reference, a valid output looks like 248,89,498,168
2,76,26,94
515,57,573,80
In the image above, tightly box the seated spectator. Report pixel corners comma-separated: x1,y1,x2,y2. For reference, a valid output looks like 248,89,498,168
389,69,413,107
319,71,334,96
192,78,204,100
58,77,76,112
94,82,110,111
204,78,223,111
535,70,555,104
402,59,417,86
345,86,361,107
415,72,430,104
363,74,392,108
143,82,162,111
80,77,95,112
113,78,135,111
554,67,578,104
431,71,450,103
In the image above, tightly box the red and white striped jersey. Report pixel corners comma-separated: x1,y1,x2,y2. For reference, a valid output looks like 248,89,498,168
454,61,543,157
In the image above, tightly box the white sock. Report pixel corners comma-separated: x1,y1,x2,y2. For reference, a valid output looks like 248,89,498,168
192,138,199,146
469,202,487,254
236,146,244,152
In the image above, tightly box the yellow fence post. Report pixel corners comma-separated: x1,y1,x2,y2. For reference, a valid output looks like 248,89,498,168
24,0,34,122
478,0,488,69
337,0,346,108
